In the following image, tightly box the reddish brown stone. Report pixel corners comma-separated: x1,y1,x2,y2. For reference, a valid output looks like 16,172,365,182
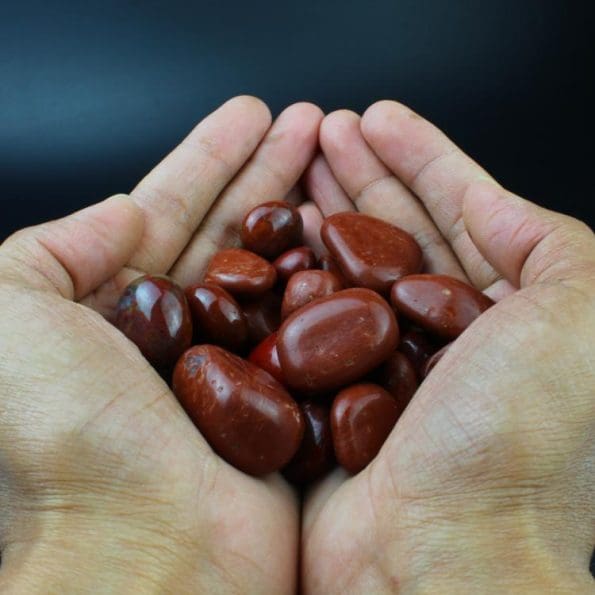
248,331,286,386
391,274,494,340
277,288,399,393
173,345,304,476
321,212,422,294
242,291,282,345
204,248,276,298
115,275,192,372
376,351,418,416
273,246,317,283
185,283,247,352
281,270,343,319
331,383,399,474
283,401,335,484
241,201,303,259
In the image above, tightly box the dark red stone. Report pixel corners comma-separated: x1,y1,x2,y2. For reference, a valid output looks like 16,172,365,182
283,401,335,484
376,351,418,416
277,288,399,393
273,246,317,283
398,329,438,380
391,274,494,340
241,201,303,259
173,345,304,476
115,275,192,372
242,291,282,345
331,383,400,474
248,331,286,386
185,283,247,352
318,254,349,288
422,343,451,378
281,269,343,319
204,248,277,298
321,212,422,294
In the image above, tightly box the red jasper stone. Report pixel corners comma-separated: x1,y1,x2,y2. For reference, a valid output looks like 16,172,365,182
398,329,438,380
376,351,418,416
422,343,451,378
331,383,399,474
242,291,282,345
241,201,303,259
281,270,343,319
391,274,494,340
173,345,304,476
185,283,247,352
277,288,399,393
204,248,276,298
318,254,349,288
321,212,422,294
283,401,335,484
273,246,317,283
248,331,286,385
115,275,192,372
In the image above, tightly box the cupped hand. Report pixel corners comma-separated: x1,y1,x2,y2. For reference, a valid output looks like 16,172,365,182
0,96,323,594
302,103,595,593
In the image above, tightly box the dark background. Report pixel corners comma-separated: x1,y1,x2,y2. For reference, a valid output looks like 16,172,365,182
1,1,594,241
1,0,594,576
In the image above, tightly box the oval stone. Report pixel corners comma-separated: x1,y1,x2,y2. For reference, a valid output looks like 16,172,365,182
321,212,422,294
248,331,286,386
376,351,418,416
273,246,317,283
173,345,304,476
277,288,399,393
398,328,439,380
331,383,399,474
391,274,494,340
318,254,349,288
281,269,343,319
283,401,335,485
185,283,247,352
115,275,192,372
241,201,303,259
204,248,277,298
242,291,282,345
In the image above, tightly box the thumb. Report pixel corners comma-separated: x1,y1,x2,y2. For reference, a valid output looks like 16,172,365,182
0,195,144,300
462,181,595,288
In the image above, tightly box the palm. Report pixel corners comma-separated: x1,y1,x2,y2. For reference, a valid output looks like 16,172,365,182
0,96,323,593
302,103,595,593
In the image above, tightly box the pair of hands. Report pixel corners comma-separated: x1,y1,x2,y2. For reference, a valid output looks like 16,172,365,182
0,96,593,594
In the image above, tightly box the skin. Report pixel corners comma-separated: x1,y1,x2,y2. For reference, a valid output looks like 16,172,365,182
0,97,593,593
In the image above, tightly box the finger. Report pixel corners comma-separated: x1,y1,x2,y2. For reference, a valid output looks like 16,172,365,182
303,154,353,215
463,181,595,288
320,110,467,279
360,100,502,289
299,201,327,257
129,95,272,274
0,195,143,301
171,102,324,287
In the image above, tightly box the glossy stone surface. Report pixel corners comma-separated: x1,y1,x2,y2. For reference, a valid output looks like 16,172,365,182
115,275,192,371
185,283,247,351
331,383,399,474
241,201,303,259
376,351,418,417
277,288,399,393
281,270,343,319
248,331,286,386
242,291,282,345
173,345,304,476
283,401,335,484
321,212,422,294
391,274,494,340
398,329,438,380
318,254,348,288
423,343,451,378
273,246,317,283
204,248,277,298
